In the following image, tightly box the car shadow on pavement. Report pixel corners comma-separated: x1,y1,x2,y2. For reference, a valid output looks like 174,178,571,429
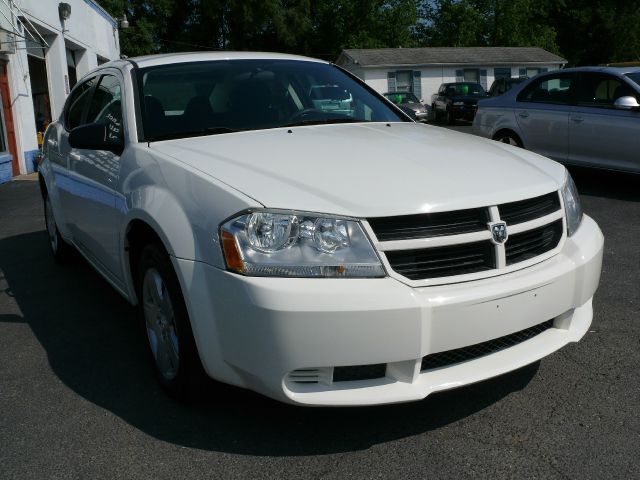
0,230,539,456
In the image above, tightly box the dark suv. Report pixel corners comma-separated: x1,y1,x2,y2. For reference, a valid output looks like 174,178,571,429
431,82,487,124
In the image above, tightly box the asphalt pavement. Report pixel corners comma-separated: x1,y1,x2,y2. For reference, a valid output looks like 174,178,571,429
1,152,638,479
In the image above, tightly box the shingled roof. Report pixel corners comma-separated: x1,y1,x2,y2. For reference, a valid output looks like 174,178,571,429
338,47,566,67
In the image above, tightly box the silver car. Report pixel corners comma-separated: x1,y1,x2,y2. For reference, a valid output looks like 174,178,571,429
473,67,640,173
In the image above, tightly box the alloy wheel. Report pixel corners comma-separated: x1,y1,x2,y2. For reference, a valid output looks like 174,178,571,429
142,268,180,381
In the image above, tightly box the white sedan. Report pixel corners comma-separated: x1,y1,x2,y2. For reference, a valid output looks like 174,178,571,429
39,52,603,406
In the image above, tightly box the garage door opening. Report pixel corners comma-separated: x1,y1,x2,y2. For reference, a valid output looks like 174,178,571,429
26,38,52,138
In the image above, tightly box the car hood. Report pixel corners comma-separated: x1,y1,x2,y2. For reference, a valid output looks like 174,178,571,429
151,123,566,217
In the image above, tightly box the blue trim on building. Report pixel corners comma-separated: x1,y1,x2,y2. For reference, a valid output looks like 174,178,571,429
0,153,12,184
83,0,118,28
24,150,39,174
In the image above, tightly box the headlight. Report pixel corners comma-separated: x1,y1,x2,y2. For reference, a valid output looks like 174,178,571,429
220,210,386,278
453,101,464,106
561,171,583,236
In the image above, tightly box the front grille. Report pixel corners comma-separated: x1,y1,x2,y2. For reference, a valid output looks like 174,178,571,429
367,208,489,241
370,190,564,282
506,220,563,265
499,192,561,225
385,241,495,280
421,319,554,371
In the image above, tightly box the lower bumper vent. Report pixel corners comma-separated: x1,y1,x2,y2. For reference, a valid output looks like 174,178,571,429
421,319,555,371
287,364,387,385
333,364,387,382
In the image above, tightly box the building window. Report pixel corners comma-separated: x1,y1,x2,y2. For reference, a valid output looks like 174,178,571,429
395,70,413,92
387,70,422,98
455,69,480,82
463,69,479,83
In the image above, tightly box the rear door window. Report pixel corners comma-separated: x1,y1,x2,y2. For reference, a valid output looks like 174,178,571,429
518,74,574,105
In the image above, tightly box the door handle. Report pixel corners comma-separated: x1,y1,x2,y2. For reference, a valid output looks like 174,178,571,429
570,116,584,123
518,111,529,118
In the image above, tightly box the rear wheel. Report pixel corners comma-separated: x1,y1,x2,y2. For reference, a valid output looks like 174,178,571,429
137,243,206,400
44,194,72,262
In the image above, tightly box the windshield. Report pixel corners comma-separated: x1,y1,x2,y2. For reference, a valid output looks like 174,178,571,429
137,59,405,141
445,83,486,96
625,72,640,88
384,92,420,104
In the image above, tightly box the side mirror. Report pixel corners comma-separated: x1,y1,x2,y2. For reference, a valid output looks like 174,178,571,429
69,123,123,154
613,96,640,111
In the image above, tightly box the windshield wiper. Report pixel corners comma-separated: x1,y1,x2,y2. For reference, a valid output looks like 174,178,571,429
148,126,240,142
280,118,366,128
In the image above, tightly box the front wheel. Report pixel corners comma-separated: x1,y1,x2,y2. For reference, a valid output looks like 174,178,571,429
494,132,523,148
137,243,206,399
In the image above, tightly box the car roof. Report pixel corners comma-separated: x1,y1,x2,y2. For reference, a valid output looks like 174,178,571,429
127,51,328,69
549,66,640,75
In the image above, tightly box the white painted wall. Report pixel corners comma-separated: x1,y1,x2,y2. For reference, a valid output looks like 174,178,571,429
0,0,120,175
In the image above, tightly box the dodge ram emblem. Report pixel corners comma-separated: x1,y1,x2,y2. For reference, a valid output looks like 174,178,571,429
489,221,508,245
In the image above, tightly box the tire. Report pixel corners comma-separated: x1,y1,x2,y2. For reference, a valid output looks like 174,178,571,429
446,107,455,125
432,104,440,121
136,242,206,400
44,193,72,262
494,131,523,148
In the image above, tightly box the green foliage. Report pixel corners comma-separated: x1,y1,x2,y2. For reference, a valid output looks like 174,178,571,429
96,0,640,65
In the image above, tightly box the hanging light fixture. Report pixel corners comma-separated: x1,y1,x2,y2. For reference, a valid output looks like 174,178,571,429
58,3,72,21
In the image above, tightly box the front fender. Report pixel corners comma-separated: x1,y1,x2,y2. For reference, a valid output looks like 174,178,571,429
119,185,197,302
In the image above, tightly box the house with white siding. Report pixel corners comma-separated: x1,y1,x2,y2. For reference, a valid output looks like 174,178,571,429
336,47,566,103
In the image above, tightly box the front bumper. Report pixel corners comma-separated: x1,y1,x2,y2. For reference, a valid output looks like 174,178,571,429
175,215,603,406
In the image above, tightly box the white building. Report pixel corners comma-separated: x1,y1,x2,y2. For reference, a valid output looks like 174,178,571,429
337,47,566,102
0,0,121,183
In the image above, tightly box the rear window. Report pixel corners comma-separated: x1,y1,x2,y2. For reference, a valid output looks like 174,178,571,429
518,74,573,105
384,92,419,104
445,83,485,96
625,72,640,88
